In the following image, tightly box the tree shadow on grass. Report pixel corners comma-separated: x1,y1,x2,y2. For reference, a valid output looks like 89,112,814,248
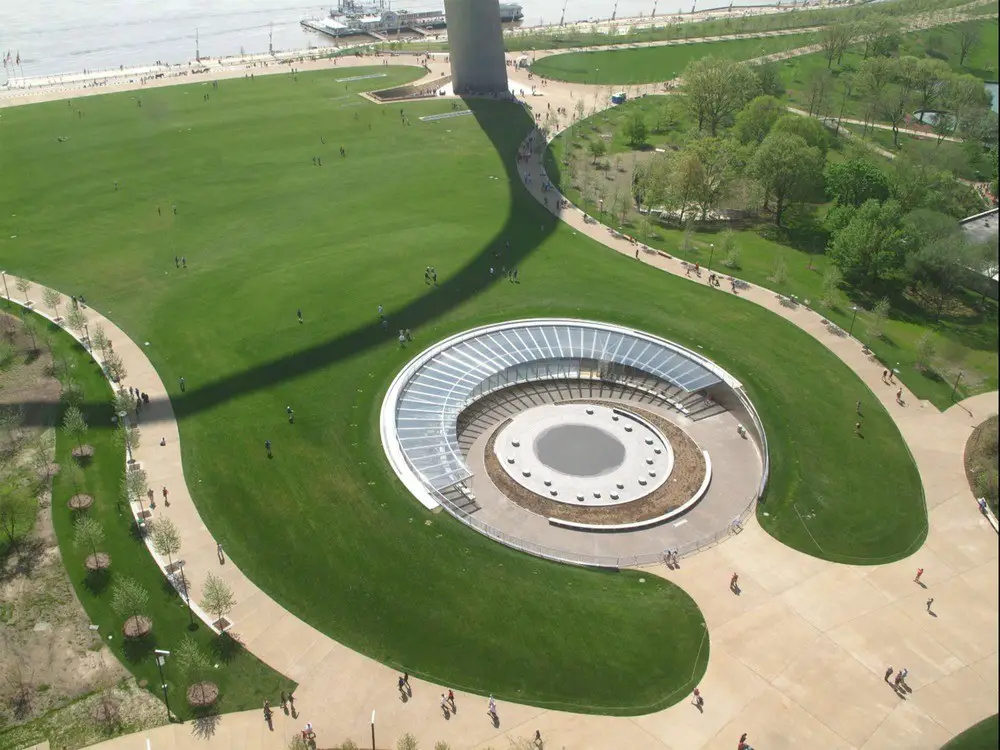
208,632,244,665
191,709,222,740
83,567,112,596
122,633,156,664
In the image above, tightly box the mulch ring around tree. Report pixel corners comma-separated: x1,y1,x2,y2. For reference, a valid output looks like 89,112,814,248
72,444,95,460
84,552,111,571
68,494,93,510
122,615,152,639
187,682,220,707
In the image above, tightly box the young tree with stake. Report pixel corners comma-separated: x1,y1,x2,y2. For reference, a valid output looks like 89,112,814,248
14,277,31,304
74,516,109,570
200,573,236,631
151,517,181,572
111,577,151,637
42,288,63,321
62,406,89,457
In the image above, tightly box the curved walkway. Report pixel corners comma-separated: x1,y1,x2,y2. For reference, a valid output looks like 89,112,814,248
0,37,995,750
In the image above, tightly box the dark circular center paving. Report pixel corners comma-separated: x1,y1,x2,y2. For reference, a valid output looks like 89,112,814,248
533,424,626,476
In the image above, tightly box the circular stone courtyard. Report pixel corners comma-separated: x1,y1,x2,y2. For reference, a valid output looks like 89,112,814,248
381,318,769,566
495,403,674,506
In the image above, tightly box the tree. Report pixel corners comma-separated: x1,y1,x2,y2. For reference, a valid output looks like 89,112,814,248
805,68,834,117
90,324,109,358
875,86,912,148
200,573,236,629
113,421,140,464
688,137,737,220
748,132,825,226
825,159,891,207
733,95,783,145
14,277,31,304
828,199,905,284
65,308,87,340
683,56,759,136
122,468,149,523
720,230,740,269
866,297,891,342
587,138,607,164
62,406,89,455
574,98,585,122
0,480,34,548
653,97,682,134
62,379,84,408
111,577,150,636
911,58,951,114
915,333,936,370
42,288,63,321
73,516,107,566
957,23,981,66
905,234,975,320
820,23,855,68
771,114,830,155
752,61,785,98
175,635,216,707
112,388,134,420
857,57,895,99
622,111,648,148
104,350,127,384
151,517,182,572
819,266,843,308
668,151,705,224
860,15,900,59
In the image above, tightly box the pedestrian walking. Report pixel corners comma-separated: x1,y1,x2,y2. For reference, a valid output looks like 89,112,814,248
487,694,497,720
447,688,455,708
882,369,889,383
288,691,295,715
174,255,179,268
692,687,704,710
534,729,542,746
884,665,894,682
730,572,739,592
896,387,903,404
440,693,449,716
378,304,384,319
398,674,406,693
854,421,862,436
147,488,155,508
914,568,923,583
287,406,295,424
405,328,412,341
856,400,862,415
172,204,177,215
217,542,225,563
162,486,169,504
926,597,934,613
179,376,186,392
263,699,273,729
265,439,272,458
738,732,754,750
297,309,303,323
893,671,903,688
181,257,186,268
280,691,288,712
399,332,406,348
899,668,908,684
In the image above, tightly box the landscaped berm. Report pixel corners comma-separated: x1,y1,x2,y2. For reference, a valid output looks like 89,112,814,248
0,21,992,747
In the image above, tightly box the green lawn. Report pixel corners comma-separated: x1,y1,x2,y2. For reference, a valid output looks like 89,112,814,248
548,97,998,405
942,714,1000,749
530,32,817,85
24,310,295,725
779,17,1000,123
0,66,925,711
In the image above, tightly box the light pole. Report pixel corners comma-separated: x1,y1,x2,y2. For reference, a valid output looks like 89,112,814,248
0,270,9,302
950,370,964,402
707,243,715,273
848,305,859,337
154,649,172,722
371,710,376,750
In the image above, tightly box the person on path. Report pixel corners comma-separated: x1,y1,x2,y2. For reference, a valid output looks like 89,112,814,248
162,486,169,505
147,488,155,508
398,674,406,693
738,733,754,750
280,691,288,713
447,688,455,708
534,729,542,747
288,691,295,715
899,668,908,684
884,665,894,682
297,309,303,323
217,542,225,564
730,572,739,592
265,439,272,458
440,693,449,716
692,687,704,710
896,387,903,404
487,694,497,720
914,568,923,583
263,699,273,729
882,369,889,383
179,376,186,392
174,256,179,268
182,257,186,268
893,671,903,688
926,597,934,613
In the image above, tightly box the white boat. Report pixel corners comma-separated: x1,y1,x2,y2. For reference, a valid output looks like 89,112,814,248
303,1,523,38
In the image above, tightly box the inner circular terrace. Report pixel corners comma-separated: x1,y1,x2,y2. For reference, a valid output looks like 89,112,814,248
381,319,769,566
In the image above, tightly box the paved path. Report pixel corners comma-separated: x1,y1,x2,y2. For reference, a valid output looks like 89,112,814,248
1,13,996,747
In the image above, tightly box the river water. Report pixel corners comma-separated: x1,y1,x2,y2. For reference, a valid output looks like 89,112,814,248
0,0,788,80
